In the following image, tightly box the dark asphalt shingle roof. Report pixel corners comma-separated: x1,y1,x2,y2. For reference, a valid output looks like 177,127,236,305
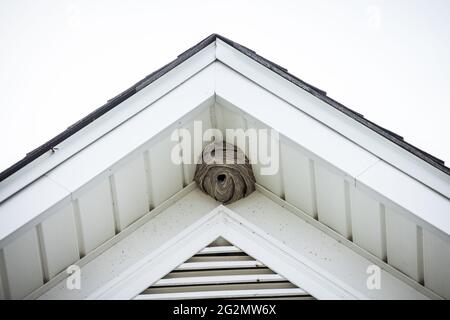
0,33,447,182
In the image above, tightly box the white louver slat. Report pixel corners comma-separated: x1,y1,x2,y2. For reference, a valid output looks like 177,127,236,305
135,238,314,300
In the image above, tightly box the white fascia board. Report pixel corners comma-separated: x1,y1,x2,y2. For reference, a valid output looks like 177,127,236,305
0,176,71,246
0,42,216,204
214,61,379,179
99,207,359,300
357,161,450,238
232,189,439,299
37,189,428,300
215,38,450,199
26,182,200,300
219,207,360,299
47,64,215,195
0,64,215,246
37,189,221,300
215,61,450,238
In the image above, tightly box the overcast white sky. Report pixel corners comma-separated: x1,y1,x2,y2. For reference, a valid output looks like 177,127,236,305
0,0,449,172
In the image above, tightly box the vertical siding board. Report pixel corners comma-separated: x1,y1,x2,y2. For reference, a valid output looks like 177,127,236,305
349,187,385,259
148,135,184,207
246,118,283,197
77,179,116,254
385,208,420,281
0,250,8,300
0,266,4,300
314,165,350,238
216,105,283,197
423,230,450,299
280,142,315,217
217,106,247,154
113,155,149,231
40,204,79,279
3,228,43,299
182,109,213,184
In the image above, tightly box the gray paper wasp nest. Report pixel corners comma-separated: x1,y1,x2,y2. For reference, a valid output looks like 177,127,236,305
194,141,256,204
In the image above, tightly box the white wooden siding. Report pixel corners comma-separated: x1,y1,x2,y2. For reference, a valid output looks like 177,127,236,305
0,177,70,246
246,117,283,198
147,135,184,207
356,161,450,237
386,208,422,282
2,228,43,299
39,189,219,299
39,204,79,279
0,54,448,300
0,103,446,299
228,191,432,299
349,187,386,260
43,64,214,196
39,190,430,299
314,164,351,239
0,266,4,300
215,63,379,179
423,230,450,298
216,38,449,198
112,155,149,231
280,141,316,218
76,179,116,255
215,103,247,154
0,42,216,204
181,108,213,184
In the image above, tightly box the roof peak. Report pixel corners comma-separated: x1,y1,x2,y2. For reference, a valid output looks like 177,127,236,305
0,34,447,184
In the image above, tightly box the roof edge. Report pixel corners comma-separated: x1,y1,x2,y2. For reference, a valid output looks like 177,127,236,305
0,34,217,183
0,33,448,185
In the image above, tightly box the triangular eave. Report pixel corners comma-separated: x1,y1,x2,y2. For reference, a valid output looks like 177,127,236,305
34,189,430,300
0,35,449,300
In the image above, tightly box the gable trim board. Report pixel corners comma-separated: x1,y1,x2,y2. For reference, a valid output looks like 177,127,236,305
0,66,448,249
0,35,448,300
23,182,199,300
36,189,431,300
214,63,450,239
0,40,217,204
0,34,447,204
0,66,215,247
215,37,449,196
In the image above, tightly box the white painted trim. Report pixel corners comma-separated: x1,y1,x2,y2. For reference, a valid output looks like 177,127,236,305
88,207,224,299
135,288,306,300
176,260,264,271
216,38,450,199
0,178,72,248
0,39,448,301
25,182,198,300
38,194,427,300
88,206,354,300
0,42,216,204
356,161,450,241
218,207,361,300
198,245,241,255
214,62,450,238
1,42,449,252
153,274,285,287
0,64,216,246
254,184,442,300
